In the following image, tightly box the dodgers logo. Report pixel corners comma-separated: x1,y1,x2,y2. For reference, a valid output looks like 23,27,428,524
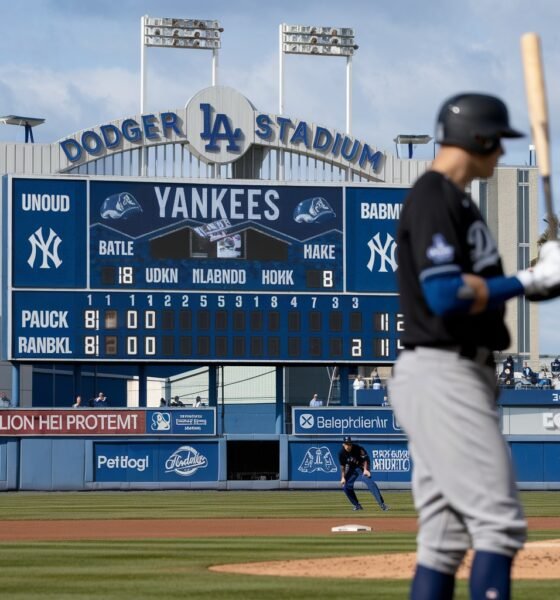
298,446,338,473
151,412,171,431
100,192,142,219
293,197,335,223
27,227,62,269
467,221,499,272
165,445,208,476
200,103,243,152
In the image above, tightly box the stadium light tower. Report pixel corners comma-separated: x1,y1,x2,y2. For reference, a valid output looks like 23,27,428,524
140,15,223,113
279,24,358,180
279,24,358,133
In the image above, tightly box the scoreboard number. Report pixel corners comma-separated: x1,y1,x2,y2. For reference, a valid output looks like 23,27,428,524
84,335,99,356
84,309,99,330
117,266,134,284
351,338,362,357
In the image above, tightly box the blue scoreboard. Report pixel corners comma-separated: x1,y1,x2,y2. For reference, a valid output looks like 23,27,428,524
2,176,406,363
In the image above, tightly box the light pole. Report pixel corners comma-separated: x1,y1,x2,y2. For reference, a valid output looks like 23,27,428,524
279,24,358,180
139,16,223,176
0,115,45,143
141,16,223,112
393,134,433,159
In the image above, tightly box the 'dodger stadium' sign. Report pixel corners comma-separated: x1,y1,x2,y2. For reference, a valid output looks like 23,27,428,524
58,86,385,179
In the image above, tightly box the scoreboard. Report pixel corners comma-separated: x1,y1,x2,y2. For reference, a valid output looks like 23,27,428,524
2,176,406,363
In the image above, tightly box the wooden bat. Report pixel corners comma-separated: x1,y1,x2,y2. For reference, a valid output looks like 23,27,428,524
521,32,557,241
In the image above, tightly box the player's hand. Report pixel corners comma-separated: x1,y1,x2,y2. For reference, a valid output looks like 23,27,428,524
363,468,371,478
517,241,560,300
340,477,345,486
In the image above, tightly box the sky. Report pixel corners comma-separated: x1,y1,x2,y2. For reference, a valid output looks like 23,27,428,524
1,0,560,354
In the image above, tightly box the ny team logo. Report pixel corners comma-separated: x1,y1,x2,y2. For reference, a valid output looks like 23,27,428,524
27,227,62,269
367,232,398,273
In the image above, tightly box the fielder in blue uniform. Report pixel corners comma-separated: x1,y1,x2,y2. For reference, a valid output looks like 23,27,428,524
389,93,560,600
338,436,388,511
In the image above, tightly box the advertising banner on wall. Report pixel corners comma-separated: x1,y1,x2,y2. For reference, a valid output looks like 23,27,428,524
145,409,216,435
292,407,404,437
94,441,219,482
0,410,146,436
503,407,560,436
289,440,411,482
0,409,216,436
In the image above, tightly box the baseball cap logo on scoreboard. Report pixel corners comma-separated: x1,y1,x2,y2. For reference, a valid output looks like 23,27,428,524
293,196,335,223
100,192,142,220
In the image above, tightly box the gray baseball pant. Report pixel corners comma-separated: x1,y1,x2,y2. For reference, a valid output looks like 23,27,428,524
388,347,527,574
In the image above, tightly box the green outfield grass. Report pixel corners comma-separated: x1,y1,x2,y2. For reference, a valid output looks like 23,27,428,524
0,491,558,599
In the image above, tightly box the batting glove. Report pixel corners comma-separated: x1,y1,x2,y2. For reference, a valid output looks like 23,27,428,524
517,241,560,300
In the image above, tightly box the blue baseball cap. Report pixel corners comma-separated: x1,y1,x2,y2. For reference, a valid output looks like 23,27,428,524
343,436,352,443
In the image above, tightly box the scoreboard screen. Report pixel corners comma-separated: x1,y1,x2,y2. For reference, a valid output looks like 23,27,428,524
2,176,406,363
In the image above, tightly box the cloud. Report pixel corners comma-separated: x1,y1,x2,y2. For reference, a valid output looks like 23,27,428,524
0,65,138,141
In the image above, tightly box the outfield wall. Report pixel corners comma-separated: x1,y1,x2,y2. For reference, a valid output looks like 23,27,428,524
0,403,559,490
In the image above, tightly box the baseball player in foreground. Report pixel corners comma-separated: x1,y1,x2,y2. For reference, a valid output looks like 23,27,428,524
338,436,389,511
389,93,560,599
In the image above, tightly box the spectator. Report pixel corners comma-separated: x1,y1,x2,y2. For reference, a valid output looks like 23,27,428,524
522,362,537,385
160,397,167,407
353,375,365,390
309,393,323,407
502,355,515,374
0,392,10,407
553,375,560,390
72,395,83,408
370,368,382,390
551,357,560,375
93,392,108,408
170,395,185,407
194,396,202,407
538,367,552,389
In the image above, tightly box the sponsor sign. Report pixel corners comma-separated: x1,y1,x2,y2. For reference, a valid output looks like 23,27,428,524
94,442,218,482
57,86,384,179
503,407,560,436
292,407,403,437
146,409,216,435
0,410,145,436
289,441,411,482
0,409,216,436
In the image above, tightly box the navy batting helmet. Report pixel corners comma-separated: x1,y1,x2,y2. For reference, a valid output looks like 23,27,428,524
435,93,523,155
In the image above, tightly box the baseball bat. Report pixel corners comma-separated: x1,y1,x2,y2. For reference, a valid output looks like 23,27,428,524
521,32,557,241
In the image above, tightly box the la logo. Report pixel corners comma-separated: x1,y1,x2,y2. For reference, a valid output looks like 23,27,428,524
199,103,243,152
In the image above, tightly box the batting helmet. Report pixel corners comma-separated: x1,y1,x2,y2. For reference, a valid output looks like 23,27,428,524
435,93,523,154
